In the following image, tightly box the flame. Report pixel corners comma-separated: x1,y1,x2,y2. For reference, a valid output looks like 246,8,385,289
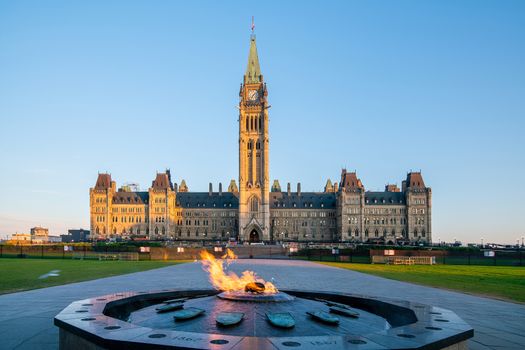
200,249,278,294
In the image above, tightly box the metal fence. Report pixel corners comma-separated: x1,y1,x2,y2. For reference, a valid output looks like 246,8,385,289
0,244,523,266
289,248,525,266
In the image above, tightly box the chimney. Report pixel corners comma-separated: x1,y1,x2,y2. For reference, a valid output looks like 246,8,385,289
334,182,339,192
402,180,407,192
174,183,178,192
209,183,212,196
287,182,291,196
219,183,223,196
297,182,301,196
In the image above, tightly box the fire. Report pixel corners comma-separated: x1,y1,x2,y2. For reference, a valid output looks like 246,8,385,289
199,249,278,294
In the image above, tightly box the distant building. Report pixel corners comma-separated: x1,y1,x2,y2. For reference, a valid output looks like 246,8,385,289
9,233,32,244
48,236,62,243
30,227,49,243
61,229,90,243
89,32,432,245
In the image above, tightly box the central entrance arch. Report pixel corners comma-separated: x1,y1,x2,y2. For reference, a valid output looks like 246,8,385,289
249,229,260,243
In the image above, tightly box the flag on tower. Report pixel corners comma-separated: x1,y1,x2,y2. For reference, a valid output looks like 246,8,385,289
251,16,255,32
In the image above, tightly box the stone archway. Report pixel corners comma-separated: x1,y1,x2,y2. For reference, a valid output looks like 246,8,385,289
249,229,260,243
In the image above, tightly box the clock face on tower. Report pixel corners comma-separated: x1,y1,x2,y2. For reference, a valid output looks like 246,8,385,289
248,89,258,101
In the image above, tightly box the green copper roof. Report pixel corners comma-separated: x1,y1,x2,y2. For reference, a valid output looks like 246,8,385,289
245,35,261,83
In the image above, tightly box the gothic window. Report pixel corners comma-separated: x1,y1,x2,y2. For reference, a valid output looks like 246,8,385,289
162,227,166,235
259,115,262,130
365,229,369,237
422,229,426,237
374,229,379,237
96,227,100,234
355,229,359,237
250,196,259,212
246,117,249,131
155,227,159,235
256,141,260,150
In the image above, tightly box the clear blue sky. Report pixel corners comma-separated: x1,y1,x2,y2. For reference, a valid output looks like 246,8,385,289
1,1,524,244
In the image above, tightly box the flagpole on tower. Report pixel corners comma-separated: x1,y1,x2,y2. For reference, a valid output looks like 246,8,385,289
251,16,255,39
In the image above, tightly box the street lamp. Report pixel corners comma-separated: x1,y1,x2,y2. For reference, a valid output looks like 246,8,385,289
481,237,484,248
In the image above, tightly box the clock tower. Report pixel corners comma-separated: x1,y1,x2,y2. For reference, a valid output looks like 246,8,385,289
238,33,270,243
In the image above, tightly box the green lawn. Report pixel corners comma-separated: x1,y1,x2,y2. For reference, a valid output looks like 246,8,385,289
319,262,525,303
0,258,188,295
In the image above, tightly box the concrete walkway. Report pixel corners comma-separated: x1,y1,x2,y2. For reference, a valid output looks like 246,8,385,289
0,259,523,349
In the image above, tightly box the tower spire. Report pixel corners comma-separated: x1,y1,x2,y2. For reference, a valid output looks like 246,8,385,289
245,20,261,84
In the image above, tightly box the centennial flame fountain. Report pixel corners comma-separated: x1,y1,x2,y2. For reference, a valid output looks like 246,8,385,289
55,249,473,349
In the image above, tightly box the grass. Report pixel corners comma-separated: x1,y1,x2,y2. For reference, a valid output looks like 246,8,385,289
319,262,525,303
0,258,188,295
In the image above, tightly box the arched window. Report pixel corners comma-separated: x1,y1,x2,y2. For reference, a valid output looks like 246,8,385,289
246,117,249,131
414,229,418,237
250,196,259,212
365,229,369,237
392,229,396,236
162,227,166,235
155,227,159,235
355,229,359,237
256,141,260,150
96,227,100,235
259,115,262,130
422,229,426,237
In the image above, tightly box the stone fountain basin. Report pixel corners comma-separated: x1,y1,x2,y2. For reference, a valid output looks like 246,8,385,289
54,289,473,350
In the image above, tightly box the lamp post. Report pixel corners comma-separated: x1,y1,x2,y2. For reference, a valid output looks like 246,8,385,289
481,237,484,249
521,236,524,247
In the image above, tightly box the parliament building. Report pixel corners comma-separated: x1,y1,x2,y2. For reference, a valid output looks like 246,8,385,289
90,33,432,245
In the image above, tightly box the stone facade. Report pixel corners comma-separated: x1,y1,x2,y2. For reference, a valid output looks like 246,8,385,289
89,33,432,244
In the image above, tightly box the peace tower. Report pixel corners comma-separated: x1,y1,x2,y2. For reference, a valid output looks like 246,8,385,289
238,34,270,242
